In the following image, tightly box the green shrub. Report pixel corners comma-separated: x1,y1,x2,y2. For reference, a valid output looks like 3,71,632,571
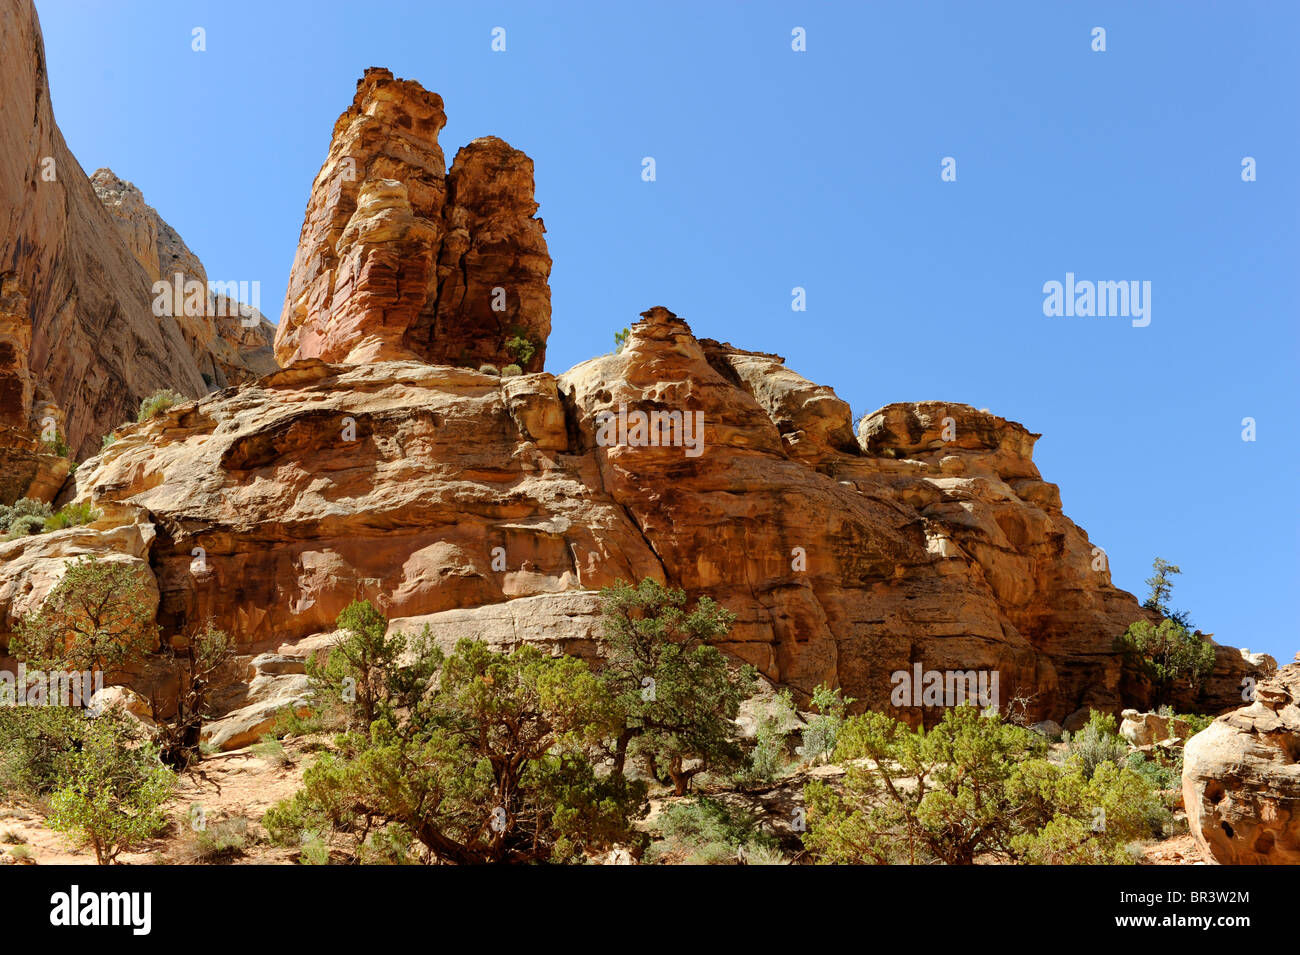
4,515,47,541
0,706,86,797
42,500,101,532
645,797,777,865
501,363,523,377
9,555,156,674
136,388,186,422
800,684,854,765
46,714,175,864
0,498,52,534
100,433,118,450
186,815,249,863
738,690,796,786
8,845,32,862
251,734,291,768
614,327,630,354
504,332,537,367
269,621,646,865
478,364,501,376
40,435,70,458
598,579,757,795
804,704,1167,865
1063,711,1130,779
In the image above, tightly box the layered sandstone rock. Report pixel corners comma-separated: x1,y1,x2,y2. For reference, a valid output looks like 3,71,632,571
275,68,551,371
9,305,1252,736
1183,663,1300,864
90,169,278,389
0,0,208,458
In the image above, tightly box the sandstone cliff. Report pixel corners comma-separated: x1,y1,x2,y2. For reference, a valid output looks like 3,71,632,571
0,38,1263,750
0,0,208,460
274,68,552,372
0,304,1256,734
0,0,280,477
90,168,278,389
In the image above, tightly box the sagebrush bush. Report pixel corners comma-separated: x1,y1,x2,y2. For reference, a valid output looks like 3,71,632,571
0,498,52,534
137,388,186,422
1063,710,1130,780
501,363,523,377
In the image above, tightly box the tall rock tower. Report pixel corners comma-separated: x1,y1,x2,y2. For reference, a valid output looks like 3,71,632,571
275,68,552,371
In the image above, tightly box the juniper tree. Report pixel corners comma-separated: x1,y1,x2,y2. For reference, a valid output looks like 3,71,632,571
597,578,757,795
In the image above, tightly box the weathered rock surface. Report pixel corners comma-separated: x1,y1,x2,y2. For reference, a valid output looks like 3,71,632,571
90,169,278,389
21,305,1254,728
0,0,210,458
1183,663,1300,864
275,68,551,371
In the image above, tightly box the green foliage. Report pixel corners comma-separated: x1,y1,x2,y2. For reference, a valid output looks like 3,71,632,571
504,331,537,367
270,626,646,865
136,388,186,423
614,327,630,354
478,364,501,376
4,514,46,540
9,555,156,674
0,498,52,535
804,704,1168,865
646,796,778,865
42,500,101,531
597,578,757,795
1062,710,1130,779
1115,618,1216,707
304,600,438,732
501,363,523,377
0,706,86,797
1142,557,1181,617
100,433,118,450
1178,712,1214,737
46,713,175,864
40,434,70,458
738,690,797,786
800,684,855,765
185,815,249,863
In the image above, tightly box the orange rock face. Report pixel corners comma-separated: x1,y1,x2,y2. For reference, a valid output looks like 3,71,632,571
275,69,552,372
23,306,1253,726
0,0,208,457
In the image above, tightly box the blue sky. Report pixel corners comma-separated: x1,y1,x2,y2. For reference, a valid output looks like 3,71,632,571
36,1,1298,661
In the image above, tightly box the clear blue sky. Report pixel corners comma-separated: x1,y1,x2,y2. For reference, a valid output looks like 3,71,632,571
35,1,1298,662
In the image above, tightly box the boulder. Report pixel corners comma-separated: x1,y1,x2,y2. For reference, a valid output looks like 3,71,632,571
1183,663,1300,864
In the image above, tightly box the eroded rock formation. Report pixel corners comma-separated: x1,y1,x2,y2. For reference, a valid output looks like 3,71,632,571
0,0,277,471
91,169,278,389
275,68,552,371
0,305,1255,741
0,0,207,458
1183,663,1300,864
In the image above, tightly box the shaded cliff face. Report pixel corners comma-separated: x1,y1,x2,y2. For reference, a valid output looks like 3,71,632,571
274,68,552,372
90,169,278,389
0,305,1252,725
0,0,279,475
0,0,208,458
